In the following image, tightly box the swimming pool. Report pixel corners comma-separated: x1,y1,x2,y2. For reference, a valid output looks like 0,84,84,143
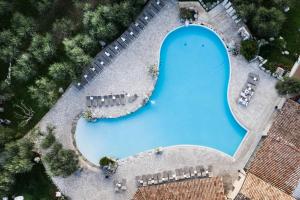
75,25,247,164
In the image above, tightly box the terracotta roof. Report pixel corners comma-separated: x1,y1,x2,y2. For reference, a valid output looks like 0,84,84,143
248,99,300,196
240,173,296,200
132,177,226,200
234,193,250,200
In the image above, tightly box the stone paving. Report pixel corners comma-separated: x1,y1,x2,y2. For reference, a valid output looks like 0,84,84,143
36,1,282,200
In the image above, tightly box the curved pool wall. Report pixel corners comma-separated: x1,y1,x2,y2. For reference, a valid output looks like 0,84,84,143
75,25,247,164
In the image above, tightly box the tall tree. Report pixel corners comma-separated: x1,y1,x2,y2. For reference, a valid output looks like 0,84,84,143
49,62,75,82
11,53,36,82
28,33,56,64
28,77,58,108
252,7,285,38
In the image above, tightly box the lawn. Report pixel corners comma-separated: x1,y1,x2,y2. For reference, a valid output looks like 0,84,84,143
259,0,300,70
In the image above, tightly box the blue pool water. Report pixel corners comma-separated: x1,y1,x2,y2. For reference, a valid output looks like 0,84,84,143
75,25,247,164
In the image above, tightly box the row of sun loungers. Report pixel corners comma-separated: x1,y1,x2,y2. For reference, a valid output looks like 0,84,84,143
135,165,213,187
113,179,127,192
222,0,241,24
86,93,139,108
238,73,259,107
86,95,126,107
75,0,166,90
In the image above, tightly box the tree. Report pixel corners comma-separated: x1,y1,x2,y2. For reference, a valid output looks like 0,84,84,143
240,39,258,61
3,139,34,174
0,127,18,148
11,53,36,82
31,0,55,15
63,36,92,77
0,30,21,64
28,77,59,108
252,7,285,38
28,33,56,64
49,62,75,82
0,0,12,16
41,132,56,149
83,5,118,41
0,171,15,197
235,3,256,21
275,78,300,95
10,12,35,40
52,18,76,43
44,141,79,177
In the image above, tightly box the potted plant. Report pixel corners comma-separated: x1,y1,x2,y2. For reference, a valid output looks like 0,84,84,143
99,156,118,178
82,110,96,122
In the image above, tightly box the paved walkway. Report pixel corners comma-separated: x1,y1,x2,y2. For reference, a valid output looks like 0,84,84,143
37,1,281,200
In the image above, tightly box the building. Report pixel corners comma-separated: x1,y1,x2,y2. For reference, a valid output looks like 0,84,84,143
133,177,226,200
237,99,300,200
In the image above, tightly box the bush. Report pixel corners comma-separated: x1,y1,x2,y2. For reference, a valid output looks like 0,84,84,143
41,132,55,149
99,156,115,167
275,78,300,95
179,8,196,21
44,141,79,177
240,39,258,61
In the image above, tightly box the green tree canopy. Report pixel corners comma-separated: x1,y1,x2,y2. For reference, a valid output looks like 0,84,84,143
11,12,35,40
0,127,18,148
275,77,300,95
11,53,36,82
252,7,286,38
240,39,258,61
49,62,75,82
83,5,118,41
45,141,79,177
52,18,76,43
28,33,56,64
0,30,21,63
63,35,92,77
3,139,34,174
28,77,58,108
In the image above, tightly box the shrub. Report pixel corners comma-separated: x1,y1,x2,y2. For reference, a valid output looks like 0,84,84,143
99,156,115,167
41,132,55,149
275,77,300,95
82,110,94,121
44,141,79,177
179,8,196,21
240,39,258,61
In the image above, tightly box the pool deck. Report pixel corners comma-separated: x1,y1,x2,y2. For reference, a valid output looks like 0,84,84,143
37,1,281,200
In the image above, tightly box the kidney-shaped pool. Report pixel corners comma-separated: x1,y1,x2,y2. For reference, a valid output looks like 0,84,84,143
75,25,247,164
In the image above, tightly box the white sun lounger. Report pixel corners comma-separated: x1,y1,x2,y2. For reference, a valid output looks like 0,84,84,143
222,0,228,6
225,2,232,9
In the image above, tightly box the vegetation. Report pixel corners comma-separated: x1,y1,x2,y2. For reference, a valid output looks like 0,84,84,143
99,156,116,167
44,141,79,177
240,39,258,61
276,77,300,95
179,8,196,21
41,131,56,149
233,0,299,70
0,138,34,197
148,64,159,79
82,110,94,121
0,0,146,198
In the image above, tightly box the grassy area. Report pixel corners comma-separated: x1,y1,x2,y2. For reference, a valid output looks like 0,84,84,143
12,163,58,200
259,1,300,70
